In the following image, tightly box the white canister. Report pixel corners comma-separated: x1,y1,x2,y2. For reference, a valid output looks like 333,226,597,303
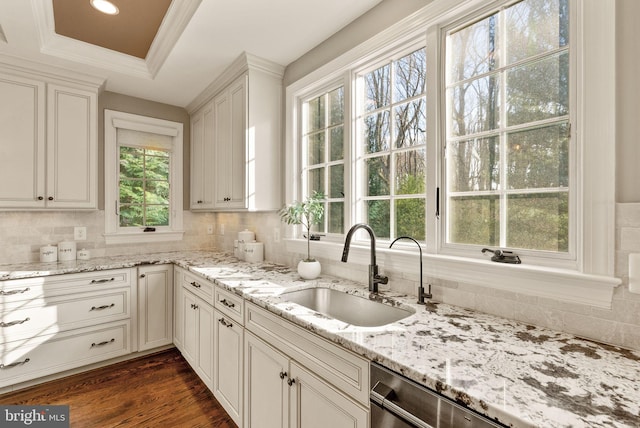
237,229,255,243
237,241,246,261
244,242,264,263
77,248,91,260
58,241,77,261
40,245,58,263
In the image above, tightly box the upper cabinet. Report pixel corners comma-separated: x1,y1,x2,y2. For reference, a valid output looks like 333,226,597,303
189,53,284,212
0,61,102,210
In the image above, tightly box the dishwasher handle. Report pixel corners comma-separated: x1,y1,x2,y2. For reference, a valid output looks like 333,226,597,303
371,381,434,428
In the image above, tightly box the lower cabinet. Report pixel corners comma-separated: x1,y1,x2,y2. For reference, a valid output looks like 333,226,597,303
244,303,370,428
213,308,243,426
137,264,173,351
181,289,214,390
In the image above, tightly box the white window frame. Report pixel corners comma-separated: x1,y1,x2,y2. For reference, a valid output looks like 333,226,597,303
285,0,620,308
104,109,184,244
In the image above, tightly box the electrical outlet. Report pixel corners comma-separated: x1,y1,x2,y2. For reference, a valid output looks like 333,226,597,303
207,224,214,235
274,227,280,243
219,224,225,235
74,226,87,241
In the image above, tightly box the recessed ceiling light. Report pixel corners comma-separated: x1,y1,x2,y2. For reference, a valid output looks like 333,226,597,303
90,0,119,15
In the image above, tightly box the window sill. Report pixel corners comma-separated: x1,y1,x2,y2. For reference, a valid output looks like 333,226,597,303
284,238,621,309
104,231,184,245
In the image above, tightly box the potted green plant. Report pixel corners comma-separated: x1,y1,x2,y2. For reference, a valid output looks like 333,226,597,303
279,191,325,279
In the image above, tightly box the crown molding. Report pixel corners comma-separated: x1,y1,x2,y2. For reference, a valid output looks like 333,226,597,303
30,0,201,79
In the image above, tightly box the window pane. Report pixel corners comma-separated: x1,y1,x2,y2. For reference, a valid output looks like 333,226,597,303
307,95,325,132
449,13,499,84
395,149,425,195
119,205,143,227
330,126,344,161
366,200,390,239
307,132,325,165
507,192,568,251
308,167,324,196
364,64,390,112
328,202,344,234
145,153,170,179
145,205,169,227
394,48,426,102
329,87,344,126
507,51,569,126
448,137,500,192
364,110,390,153
119,146,143,179
449,76,500,137
396,198,425,240
119,180,142,204
448,195,500,246
329,165,343,198
145,180,170,204
366,155,390,196
394,100,426,148
506,0,569,64
507,123,569,189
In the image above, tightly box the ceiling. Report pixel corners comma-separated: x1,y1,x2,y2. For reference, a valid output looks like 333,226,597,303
0,0,383,108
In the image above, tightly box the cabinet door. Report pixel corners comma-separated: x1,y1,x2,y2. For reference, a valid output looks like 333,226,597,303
227,75,247,208
244,332,290,428
289,361,368,428
196,297,214,390
46,84,97,209
181,290,199,366
173,268,184,350
137,264,173,351
190,101,215,210
213,89,231,208
0,73,46,208
214,309,244,426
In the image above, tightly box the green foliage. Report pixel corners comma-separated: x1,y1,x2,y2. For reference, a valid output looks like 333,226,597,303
279,192,325,261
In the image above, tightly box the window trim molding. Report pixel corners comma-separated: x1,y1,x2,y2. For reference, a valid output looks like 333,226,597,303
104,109,184,245
284,0,621,308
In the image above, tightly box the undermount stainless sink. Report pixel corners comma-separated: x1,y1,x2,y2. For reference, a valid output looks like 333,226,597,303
282,287,413,327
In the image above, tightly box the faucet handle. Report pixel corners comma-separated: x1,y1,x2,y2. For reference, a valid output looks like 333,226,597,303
376,274,388,285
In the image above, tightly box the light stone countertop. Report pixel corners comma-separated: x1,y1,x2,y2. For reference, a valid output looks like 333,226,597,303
1,250,638,427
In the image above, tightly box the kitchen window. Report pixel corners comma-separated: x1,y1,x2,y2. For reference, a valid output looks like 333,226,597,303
286,0,618,306
104,110,184,244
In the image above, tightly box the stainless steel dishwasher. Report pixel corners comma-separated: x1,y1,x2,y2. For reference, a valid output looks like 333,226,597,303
370,363,506,428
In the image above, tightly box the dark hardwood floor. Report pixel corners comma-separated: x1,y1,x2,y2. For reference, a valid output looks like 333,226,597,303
0,348,236,428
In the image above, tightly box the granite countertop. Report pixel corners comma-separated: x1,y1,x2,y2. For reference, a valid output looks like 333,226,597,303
1,251,638,427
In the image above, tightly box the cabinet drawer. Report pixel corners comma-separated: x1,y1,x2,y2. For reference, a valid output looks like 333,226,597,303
0,269,133,304
0,288,131,343
0,320,131,388
182,272,213,303
214,286,244,325
245,303,369,405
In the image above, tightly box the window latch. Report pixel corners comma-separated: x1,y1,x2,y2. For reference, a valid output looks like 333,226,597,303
482,248,521,264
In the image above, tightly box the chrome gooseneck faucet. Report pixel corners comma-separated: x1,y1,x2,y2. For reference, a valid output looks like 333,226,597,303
389,236,432,304
341,223,388,293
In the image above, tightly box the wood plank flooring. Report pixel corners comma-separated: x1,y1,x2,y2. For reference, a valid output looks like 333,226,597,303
0,348,236,428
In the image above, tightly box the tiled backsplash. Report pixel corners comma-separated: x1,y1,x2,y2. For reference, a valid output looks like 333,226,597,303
1,204,639,351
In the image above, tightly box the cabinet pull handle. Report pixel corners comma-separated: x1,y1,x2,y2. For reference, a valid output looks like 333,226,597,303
91,338,115,348
218,318,233,328
37,196,44,201
0,358,30,369
0,287,30,296
0,317,30,327
90,278,115,284
48,196,54,201
220,299,235,308
191,303,199,310
90,304,115,311
279,371,287,380
197,200,203,204
140,274,146,278
190,281,201,288
287,378,296,386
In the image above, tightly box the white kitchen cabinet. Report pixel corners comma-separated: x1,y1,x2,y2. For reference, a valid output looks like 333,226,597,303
0,66,99,210
244,303,370,428
189,53,283,212
213,308,243,426
180,285,214,391
244,331,290,428
173,267,184,350
137,264,173,352
190,100,215,210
